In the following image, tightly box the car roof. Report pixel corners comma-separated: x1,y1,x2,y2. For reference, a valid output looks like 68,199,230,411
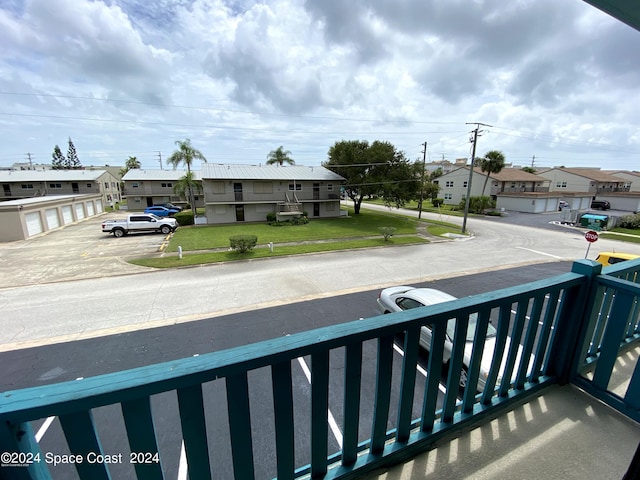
387,287,457,305
597,252,639,260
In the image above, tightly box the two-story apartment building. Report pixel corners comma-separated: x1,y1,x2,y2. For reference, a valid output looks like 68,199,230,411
536,167,628,194
605,170,640,192
121,169,204,210
0,169,121,206
435,167,547,203
201,164,344,223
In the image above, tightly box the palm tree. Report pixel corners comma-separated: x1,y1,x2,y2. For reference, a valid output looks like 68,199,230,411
266,146,295,166
167,139,207,215
478,150,506,195
119,156,141,177
173,171,202,205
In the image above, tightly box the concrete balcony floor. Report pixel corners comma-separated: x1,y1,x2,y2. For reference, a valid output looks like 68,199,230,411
366,346,640,480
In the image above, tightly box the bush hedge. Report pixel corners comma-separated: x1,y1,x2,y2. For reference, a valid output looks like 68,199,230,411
229,235,258,253
174,212,195,226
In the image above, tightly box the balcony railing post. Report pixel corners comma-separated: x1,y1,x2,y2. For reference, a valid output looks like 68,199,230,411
0,420,50,480
547,259,602,384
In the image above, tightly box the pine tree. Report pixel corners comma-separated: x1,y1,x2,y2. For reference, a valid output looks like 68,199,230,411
67,137,81,169
51,145,65,170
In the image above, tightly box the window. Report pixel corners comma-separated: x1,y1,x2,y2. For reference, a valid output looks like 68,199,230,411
253,182,273,194
132,183,139,188
211,181,225,194
21,184,34,189
444,193,452,200
288,184,302,191
556,181,567,188
463,181,468,188
86,183,92,188
104,182,109,189
396,297,424,310
161,183,173,188
327,184,334,191
49,183,62,189
111,182,116,188
445,181,454,188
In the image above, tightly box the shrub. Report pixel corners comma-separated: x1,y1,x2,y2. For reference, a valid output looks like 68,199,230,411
458,196,495,214
379,226,397,241
229,235,258,253
266,212,277,222
174,211,194,226
619,213,640,229
432,198,444,208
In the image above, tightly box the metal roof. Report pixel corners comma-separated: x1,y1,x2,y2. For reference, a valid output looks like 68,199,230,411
538,167,626,183
0,170,112,182
122,169,201,181
201,164,344,181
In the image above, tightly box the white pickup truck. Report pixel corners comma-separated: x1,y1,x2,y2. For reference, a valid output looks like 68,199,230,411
101,214,178,237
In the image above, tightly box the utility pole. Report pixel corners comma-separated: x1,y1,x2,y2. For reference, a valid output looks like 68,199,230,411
418,141,427,219
26,152,33,169
461,122,492,234
531,155,536,169
157,151,163,170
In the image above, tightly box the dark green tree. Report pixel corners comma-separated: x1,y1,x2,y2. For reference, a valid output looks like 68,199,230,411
521,166,536,173
67,137,81,169
323,140,415,214
51,145,65,170
478,150,506,195
266,146,295,166
167,139,207,214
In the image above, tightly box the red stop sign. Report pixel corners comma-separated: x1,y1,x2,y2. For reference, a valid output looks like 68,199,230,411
585,230,599,243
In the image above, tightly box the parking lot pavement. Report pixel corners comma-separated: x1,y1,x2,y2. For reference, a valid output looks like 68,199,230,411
0,212,164,288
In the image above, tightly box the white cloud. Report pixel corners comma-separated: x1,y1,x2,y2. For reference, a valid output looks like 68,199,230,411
0,0,639,170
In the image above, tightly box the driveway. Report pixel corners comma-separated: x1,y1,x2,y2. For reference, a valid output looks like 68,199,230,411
0,212,164,288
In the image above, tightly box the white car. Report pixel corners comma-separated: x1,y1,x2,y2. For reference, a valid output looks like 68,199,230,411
377,286,527,392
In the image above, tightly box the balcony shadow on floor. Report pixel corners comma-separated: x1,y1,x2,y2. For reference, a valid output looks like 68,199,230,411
365,384,640,480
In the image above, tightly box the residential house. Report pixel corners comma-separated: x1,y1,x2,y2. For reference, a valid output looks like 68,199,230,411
0,169,121,207
201,164,344,223
121,169,203,210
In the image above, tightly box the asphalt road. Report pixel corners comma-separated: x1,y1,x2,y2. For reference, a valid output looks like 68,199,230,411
2,262,572,480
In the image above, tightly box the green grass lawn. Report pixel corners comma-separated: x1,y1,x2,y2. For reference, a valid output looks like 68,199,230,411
363,199,464,216
166,208,425,252
131,236,429,268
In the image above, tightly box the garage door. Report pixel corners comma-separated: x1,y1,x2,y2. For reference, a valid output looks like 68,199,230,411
95,200,103,213
61,206,73,224
25,212,43,237
86,202,95,216
45,208,60,229
74,203,85,220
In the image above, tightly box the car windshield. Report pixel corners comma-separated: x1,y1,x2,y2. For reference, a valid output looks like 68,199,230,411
149,214,163,220
446,313,497,342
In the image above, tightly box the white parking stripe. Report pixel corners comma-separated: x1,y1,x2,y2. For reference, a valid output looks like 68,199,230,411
35,416,55,443
516,247,564,259
392,344,447,394
177,441,188,480
296,357,343,448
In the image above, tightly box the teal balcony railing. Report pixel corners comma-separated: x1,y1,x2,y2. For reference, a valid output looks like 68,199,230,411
1,259,639,479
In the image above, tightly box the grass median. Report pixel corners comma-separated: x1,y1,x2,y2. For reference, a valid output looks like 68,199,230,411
128,207,462,268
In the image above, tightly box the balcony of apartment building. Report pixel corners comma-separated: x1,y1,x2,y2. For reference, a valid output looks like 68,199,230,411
2,259,640,480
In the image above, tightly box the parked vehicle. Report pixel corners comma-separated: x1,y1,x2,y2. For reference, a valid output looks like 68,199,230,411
558,200,569,211
144,206,180,217
377,286,530,391
154,202,183,212
102,214,178,237
595,252,640,266
591,200,611,210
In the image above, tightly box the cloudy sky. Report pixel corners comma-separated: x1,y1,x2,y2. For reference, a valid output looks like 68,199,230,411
1,0,639,171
